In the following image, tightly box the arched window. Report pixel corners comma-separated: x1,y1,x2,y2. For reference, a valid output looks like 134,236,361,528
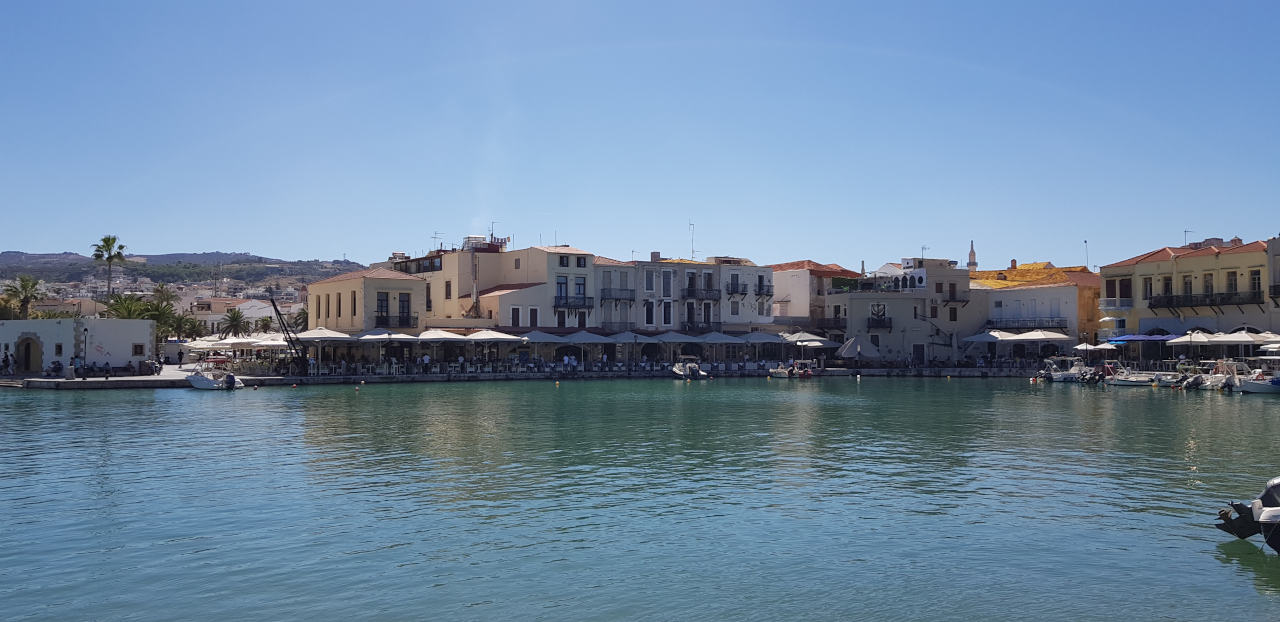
893,277,901,289
909,276,917,288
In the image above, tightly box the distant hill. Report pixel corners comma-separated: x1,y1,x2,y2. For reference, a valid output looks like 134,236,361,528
0,250,366,284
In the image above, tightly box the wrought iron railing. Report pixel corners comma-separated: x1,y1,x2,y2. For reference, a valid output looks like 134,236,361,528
681,321,722,333
374,314,419,328
817,317,846,329
867,317,892,330
601,321,635,332
725,283,749,295
681,288,722,300
754,284,774,296
1099,297,1134,309
599,288,636,301
553,296,594,309
987,317,1068,329
1149,291,1264,308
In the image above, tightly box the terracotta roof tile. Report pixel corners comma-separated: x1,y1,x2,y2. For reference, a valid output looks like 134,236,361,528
310,267,423,286
766,259,861,278
1101,240,1266,268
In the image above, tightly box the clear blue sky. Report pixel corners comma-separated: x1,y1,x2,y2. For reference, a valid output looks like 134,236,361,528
2,1,1278,270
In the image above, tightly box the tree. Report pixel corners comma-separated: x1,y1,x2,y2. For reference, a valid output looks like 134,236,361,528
151,283,179,307
91,235,127,298
292,307,308,330
0,295,16,320
220,308,251,338
254,317,274,334
2,275,43,319
175,314,206,339
104,294,148,319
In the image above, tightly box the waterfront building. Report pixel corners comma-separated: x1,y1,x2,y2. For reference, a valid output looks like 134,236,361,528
0,318,155,373
840,257,988,364
969,260,1101,345
305,267,427,334
1098,236,1277,339
30,298,106,317
767,259,859,341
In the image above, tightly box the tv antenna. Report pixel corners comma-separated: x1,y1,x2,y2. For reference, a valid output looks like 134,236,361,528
689,221,697,260
431,231,444,249
1184,229,1194,246
1083,240,1089,268
489,221,499,238
920,245,930,265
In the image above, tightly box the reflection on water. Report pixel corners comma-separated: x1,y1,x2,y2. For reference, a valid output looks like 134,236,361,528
2,379,1280,620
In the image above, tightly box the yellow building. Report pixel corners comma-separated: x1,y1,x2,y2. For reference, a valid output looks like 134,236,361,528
1098,236,1276,338
306,268,427,334
969,260,1101,344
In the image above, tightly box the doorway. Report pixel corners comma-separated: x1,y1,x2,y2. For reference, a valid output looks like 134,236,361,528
16,337,42,373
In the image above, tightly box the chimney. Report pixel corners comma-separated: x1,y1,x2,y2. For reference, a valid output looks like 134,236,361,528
650,251,662,262
1230,236,1243,247
1009,259,1017,269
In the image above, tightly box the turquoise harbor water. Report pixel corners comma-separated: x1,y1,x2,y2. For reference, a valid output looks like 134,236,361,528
3,378,1280,620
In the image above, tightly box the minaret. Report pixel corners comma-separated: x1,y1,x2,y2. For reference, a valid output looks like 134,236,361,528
967,241,978,271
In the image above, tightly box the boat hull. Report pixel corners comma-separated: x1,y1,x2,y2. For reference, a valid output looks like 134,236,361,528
1240,379,1280,394
187,373,244,390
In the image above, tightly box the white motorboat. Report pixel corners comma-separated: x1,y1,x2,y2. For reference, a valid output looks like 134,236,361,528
672,356,710,380
1037,356,1088,382
769,360,814,379
1152,371,1187,388
186,359,244,390
1202,360,1251,391
1215,476,1280,554
1240,376,1280,394
1102,361,1155,386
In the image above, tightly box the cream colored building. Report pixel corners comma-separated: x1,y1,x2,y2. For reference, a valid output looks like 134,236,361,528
970,261,1101,344
768,259,860,340
306,267,427,334
1098,236,1276,338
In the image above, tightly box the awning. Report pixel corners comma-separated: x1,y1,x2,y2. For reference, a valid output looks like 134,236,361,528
296,327,357,342
518,330,569,344
961,330,1017,343
739,332,785,344
698,331,746,345
654,331,700,343
836,335,881,358
355,328,418,342
1207,331,1259,345
1006,330,1071,341
465,329,523,343
564,330,615,344
1167,331,1212,345
1107,334,1176,342
417,329,466,343
609,331,660,345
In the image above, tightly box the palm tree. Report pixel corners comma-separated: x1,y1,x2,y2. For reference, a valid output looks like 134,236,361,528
292,307,309,330
2,275,43,319
175,314,205,339
0,295,16,320
254,317,274,334
91,235,127,298
151,283,179,307
104,294,148,319
220,308,251,338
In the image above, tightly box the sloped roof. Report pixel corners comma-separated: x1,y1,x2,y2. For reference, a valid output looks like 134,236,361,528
969,264,1098,290
594,256,632,266
461,283,544,299
310,267,422,286
767,259,860,278
1101,241,1266,269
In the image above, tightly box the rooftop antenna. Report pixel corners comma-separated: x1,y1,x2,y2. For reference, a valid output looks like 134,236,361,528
689,221,696,260
489,221,499,239
631,250,637,261
1184,229,1194,246
431,231,444,250
1083,240,1088,268
920,245,929,266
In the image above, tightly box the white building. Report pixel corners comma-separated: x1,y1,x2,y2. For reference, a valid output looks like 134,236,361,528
0,318,156,373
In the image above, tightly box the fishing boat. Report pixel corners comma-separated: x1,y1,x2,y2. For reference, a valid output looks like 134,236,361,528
186,358,244,390
672,355,710,380
1215,476,1280,554
770,360,814,379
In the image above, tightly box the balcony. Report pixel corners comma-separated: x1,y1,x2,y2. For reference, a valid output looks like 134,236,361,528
681,288,722,300
725,283,749,296
601,321,635,332
754,284,774,297
1099,297,1134,310
867,317,892,330
1149,292,1264,309
374,314,419,329
942,293,969,304
554,295,594,309
599,288,636,301
816,317,847,329
987,317,1068,330
682,321,722,333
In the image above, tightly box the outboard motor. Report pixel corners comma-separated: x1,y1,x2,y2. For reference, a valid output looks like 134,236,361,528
224,373,236,390
1216,476,1280,553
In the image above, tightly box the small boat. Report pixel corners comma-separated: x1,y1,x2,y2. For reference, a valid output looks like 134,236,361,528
187,359,244,390
1238,357,1280,394
672,356,710,380
1152,371,1187,388
1102,361,1155,386
1215,476,1280,554
1036,356,1088,382
1240,376,1280,394
1203,359,1251,391
770,359,814,379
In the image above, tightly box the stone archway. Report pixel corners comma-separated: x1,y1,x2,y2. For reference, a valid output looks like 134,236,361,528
16,336,42,373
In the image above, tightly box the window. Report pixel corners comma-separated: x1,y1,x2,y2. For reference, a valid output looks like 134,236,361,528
559,256,569,267
325,293,331,318
574,276,586,297
529,308,539,327
645,301,654,324
869,334,879,347
620,271,628,289
1105,279,1116,298
1182,275,1193,296
703,272,713,289
576,256,586,268
757,301,767,316
935,282,942,294
556,276,568,297
662,271,672,297
577,311,587,328
663,301,672,324
1119,278,1132,299
556,310,567,328
336,292,342,317
949,307,957,322
1141,277,1152,300
645,270,655,291
833,304,842,317
425,284,432,311
1161,276,1172,296
55,343,63,356
602,271,612,288
351,290,356,316
930,305,938,319
913,306,918,319
510,307,520,327
514,258,521,269
445,281,452,299
399,293,410,317
1250,270,1261,293
686,301,696,323
1203,274,1213,295
994,300,1003,308
1227,271,1238,293
731,300,740,315
376,292,389,316
132,343,145,356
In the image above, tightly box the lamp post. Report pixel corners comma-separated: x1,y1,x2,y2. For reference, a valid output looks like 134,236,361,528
81,326,88,380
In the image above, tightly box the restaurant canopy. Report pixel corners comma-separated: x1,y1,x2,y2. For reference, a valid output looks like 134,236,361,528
355,328,418,342
739,332,786,344
697,331,746,345
609,331,660,344
836,335,881,358
417,329,467,342
465,329,523,343
296,327,357,342
654,331,700,343
1207,331,1259,345
518,330,569,344
961,330,1017,343
1106,334,1177,342
565,330,615,344
1166,331,1213,345
782,331,841,348
1006,330,1071,341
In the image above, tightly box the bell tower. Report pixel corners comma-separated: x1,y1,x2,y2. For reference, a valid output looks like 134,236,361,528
967,240,978,271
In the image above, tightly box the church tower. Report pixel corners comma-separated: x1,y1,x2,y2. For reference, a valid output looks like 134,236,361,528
967,241,978,271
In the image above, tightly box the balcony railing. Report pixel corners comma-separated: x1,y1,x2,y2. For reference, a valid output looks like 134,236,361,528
754,284,774,297
681,321,722,333
987,317,1068,329
681,288,722,300
867,317,892,330
1100,297,1134,310
1149,292,1264,308
374,314,419,328
817,317,847,329
942,294,969,303
554,295,594,309
599,288,636,301
601,321,635,332
725,283,749,296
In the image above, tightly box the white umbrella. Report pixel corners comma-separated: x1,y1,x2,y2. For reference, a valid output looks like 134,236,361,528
1207,331,1257,345
698,331,746,345
417,329,466,343
1093,343,1117,351
1072,343,1094,351
212,336,260,348
1167,331,1213,345
836,335,881,359
1007,330,1072,341
740,332,785,344
1255,332,1280,344
654,331,700,343
962,330,1017,343
252,338,290,349
520,331,569,344
465,329,523,343
296,327,356,342
356,328,418,342
1261,344,1280,352
609,331,659,344
1099,316,1121,322
565,330,615,344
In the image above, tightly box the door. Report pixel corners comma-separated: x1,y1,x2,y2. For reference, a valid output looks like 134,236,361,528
912,343,925,365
